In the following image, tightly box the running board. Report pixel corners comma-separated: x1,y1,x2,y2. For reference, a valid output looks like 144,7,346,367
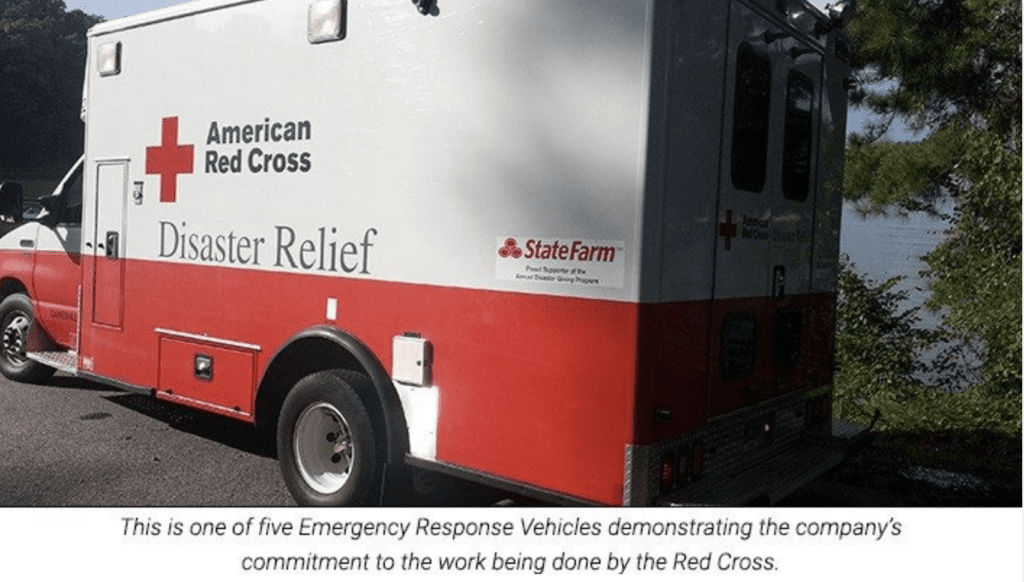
26,350,79,374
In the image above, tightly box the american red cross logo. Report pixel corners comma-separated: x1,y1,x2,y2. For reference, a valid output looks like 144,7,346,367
146,116,194,203
719,209,738,251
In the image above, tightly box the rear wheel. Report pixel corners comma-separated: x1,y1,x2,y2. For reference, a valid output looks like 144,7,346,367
0,294,55,383
277,369,381,506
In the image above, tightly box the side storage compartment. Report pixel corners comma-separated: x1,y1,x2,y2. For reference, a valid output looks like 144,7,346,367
157,333,257,417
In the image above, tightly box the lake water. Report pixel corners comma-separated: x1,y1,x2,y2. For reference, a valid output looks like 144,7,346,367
840,201,950,327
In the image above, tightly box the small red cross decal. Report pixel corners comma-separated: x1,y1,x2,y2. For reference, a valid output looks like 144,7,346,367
146,117,194,203
719,209,738,251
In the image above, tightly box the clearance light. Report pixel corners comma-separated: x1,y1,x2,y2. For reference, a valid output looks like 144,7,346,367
308,0,347,44
97,42,121,77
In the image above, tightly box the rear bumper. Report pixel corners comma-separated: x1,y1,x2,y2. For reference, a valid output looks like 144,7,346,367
658,440,845,506
624,387,871,506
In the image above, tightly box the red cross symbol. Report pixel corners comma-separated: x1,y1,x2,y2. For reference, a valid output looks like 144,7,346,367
719,209,738,251
146,117,194,203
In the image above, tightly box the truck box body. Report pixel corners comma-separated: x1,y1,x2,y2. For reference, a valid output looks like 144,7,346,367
0,0,856,505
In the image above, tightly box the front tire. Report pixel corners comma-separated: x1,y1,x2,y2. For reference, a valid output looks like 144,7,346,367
0,294,55,383
277,369,381,506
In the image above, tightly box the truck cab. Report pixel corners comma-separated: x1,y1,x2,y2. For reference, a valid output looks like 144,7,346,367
0,157,84,381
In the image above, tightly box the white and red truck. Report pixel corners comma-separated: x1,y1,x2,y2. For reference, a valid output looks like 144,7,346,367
0,0,864,506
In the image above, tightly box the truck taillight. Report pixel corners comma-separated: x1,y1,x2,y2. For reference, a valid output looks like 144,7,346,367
659,452,675,493
660,442,709,494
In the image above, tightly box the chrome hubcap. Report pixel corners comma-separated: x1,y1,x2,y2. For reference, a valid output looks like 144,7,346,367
293,402,354,494
2,313,29,365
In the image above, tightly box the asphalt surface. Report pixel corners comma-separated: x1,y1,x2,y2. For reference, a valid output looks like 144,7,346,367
0,372,522,507
0,373,295,506
1,371,890,508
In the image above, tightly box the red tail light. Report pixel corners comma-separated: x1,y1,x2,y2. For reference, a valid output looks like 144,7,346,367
659,451,675,493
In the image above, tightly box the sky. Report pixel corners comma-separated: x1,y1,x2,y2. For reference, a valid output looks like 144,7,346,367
65,0,179,18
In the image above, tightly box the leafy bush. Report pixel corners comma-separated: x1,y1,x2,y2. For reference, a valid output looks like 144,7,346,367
833,256,1021,436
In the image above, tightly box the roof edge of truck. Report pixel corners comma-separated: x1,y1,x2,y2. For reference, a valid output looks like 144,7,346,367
88,0,263,37
87,0,831,38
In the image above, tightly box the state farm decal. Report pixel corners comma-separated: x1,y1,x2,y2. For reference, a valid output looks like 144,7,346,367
158,222,378,275
495,237,625,289
204,117,312,174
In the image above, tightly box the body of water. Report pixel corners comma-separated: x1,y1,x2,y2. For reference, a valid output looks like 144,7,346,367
840,201,950,327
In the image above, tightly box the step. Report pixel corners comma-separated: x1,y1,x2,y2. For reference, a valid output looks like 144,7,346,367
26,350,78,374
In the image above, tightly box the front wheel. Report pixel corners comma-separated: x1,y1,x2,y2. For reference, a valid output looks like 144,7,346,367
277,369,381,506
0,294,55,383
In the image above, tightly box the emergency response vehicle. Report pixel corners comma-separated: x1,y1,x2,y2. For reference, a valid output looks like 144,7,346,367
0,0,864,506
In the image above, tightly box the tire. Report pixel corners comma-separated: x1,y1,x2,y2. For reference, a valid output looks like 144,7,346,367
277,369,381,506
0,294,55,383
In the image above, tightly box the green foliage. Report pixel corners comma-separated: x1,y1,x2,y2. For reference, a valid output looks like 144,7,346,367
833,258,1021,435
847,0,1020,139
833,255,936,417
924,131,1022,393
842,0,1022,394
844,124,962,213
0,0,101,173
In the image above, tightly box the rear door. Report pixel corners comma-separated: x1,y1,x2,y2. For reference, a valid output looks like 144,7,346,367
709,1,821,417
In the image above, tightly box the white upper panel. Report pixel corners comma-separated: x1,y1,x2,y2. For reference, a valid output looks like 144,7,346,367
84,0,655,302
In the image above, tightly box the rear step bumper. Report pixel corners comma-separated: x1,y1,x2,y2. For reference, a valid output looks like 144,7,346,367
658,419,872,506
661,446,838,506
625,387,874,506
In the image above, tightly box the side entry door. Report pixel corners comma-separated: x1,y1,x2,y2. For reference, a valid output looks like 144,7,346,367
91,161,129,329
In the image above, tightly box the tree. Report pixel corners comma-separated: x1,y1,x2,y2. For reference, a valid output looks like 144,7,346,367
842,0,1021,393
0,0,101,174
833,256,1020,434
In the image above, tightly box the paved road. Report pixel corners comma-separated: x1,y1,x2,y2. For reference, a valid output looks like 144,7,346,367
1,371,868,507
0,373,516,507
0,373,295,506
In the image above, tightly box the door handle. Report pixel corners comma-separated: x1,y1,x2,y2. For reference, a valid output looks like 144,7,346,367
105,231,119,259
772,265,786,300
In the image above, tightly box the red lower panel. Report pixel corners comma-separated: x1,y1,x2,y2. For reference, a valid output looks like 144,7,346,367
629,293,835,445
77,257,640,504
706,294,836,418
32,251,835,505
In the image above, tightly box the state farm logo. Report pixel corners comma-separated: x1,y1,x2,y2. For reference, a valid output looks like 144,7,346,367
497,238,524,259
497,237,618,263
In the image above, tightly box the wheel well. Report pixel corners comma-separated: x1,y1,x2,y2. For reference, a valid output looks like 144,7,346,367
256,331,409,465
0,278,28,302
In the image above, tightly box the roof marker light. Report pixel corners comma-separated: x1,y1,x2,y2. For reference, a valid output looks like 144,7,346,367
308,0,347,44
97,42,121,77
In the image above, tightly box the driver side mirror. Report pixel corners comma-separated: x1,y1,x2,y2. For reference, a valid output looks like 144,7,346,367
0,182,24,223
